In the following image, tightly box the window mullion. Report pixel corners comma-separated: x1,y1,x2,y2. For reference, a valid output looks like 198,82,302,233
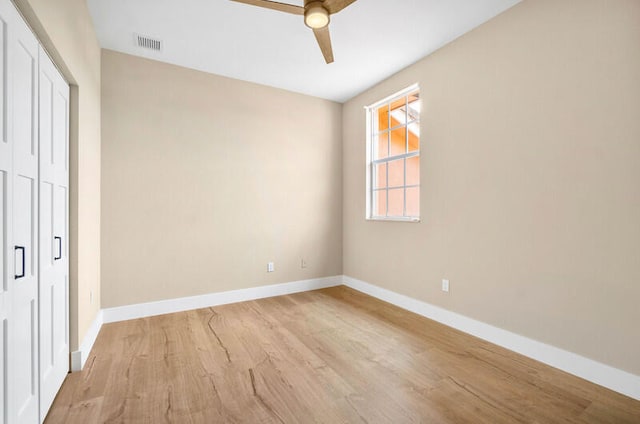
385,161,389,217
387,102,391,160
404,97,408,217
386,100,391,217
403,158,407,217
387,184,419,190
405,96,409,154
372,151,419,165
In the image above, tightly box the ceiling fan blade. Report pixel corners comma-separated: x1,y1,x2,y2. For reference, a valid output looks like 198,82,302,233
322,0,357,15
230,0,304,15
313,26,334,64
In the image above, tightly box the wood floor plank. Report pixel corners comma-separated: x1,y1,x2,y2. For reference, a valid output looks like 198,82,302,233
45,286,640,423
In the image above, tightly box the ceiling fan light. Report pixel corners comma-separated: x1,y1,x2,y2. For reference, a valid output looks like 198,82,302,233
304,4,329,29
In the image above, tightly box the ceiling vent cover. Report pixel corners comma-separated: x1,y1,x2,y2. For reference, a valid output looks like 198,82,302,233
134,34,162,52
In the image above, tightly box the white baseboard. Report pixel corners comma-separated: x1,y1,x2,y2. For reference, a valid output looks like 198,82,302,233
70,274,640,402
71,309,103,372
70,276,341,372
343,275,640,401
102,275,342,324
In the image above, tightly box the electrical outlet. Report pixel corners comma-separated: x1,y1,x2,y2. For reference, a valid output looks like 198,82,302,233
267,262,275,272
442,279,450,293
301,258,308,269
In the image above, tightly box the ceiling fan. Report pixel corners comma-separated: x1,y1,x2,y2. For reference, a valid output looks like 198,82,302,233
230,0,357,64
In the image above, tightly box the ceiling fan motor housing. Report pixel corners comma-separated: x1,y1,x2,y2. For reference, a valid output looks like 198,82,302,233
304,1,330,29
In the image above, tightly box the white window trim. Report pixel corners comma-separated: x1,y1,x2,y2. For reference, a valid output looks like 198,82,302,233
365,84,421,223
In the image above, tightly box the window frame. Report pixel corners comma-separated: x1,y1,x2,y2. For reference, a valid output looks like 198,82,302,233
365,84,421,222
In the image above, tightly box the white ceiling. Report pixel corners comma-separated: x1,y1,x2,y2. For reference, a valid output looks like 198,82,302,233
87,0,521,103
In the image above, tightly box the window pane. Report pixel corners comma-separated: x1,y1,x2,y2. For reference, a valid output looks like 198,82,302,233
390,96,406,116
377,104,389,131
374,190,387,216
390,110,405,128
390,97,407,126
388,188,404,216
388,159,404,188
390,109,406,126
406,187,420,217
374,132,388,160
408,122,420,152
408,91,420,121
390,127,406,156
374,163,387,189
406,156,420,186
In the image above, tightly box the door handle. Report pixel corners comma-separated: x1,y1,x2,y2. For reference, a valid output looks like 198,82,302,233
15,246,25,279
54,236,62,260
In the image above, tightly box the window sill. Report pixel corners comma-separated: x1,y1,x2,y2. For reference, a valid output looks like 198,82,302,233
367,216,421,223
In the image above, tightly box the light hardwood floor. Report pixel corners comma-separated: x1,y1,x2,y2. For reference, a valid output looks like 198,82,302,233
46,286,640,423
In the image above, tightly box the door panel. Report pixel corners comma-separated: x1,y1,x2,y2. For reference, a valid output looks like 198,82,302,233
38,47,70,421
53,91,68,173
11,6,40,423
0,3,7,148
13,42,37,163
52,185,67,357
39,69,53,169
12,175,38,424
0,169,9,424
39,181,53,379
0,1,10,422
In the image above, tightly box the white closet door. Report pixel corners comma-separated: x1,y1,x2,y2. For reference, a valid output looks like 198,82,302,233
10,4,40,423
38,48,69,421
0,0,12,422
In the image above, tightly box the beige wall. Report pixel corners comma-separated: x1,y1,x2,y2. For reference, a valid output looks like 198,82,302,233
14,0,101,351
343,0,640,375
101,50,342,308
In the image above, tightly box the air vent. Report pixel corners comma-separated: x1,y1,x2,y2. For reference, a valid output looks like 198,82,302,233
134,34,162,52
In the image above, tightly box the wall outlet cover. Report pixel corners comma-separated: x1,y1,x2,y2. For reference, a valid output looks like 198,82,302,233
442,279,450,292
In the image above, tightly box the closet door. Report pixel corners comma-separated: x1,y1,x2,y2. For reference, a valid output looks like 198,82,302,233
38,48,69,420
0,0,12,422
10,4,40,423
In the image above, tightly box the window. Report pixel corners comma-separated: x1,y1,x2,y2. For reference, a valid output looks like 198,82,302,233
366,85,421,221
